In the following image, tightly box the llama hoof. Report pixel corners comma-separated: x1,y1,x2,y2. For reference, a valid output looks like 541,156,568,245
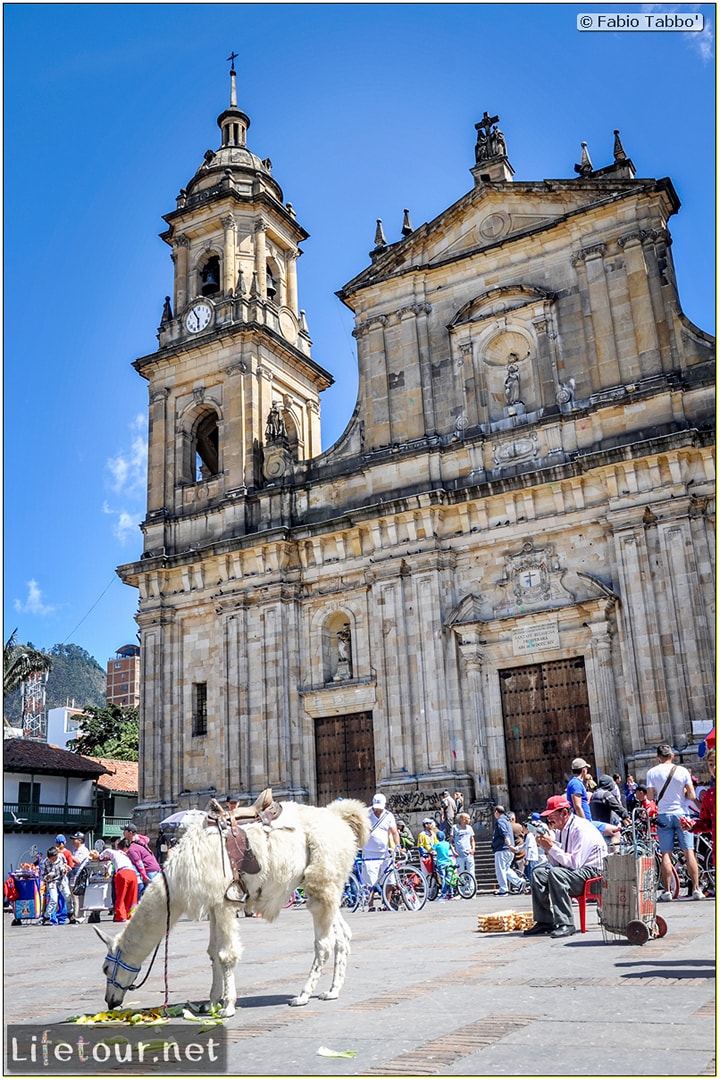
218,1004,236,1018
317,990,339,1001
289,994,309,1007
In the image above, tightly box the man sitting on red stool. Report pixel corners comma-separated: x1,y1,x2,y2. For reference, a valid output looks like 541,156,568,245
523,795,608,939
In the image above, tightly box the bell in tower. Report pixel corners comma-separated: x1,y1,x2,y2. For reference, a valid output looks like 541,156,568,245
201,256,221,296
266,265,277,301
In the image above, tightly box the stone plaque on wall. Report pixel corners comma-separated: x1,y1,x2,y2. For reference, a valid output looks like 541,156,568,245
511,622,560,656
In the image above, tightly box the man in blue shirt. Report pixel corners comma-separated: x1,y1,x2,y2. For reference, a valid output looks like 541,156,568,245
566,757,593,820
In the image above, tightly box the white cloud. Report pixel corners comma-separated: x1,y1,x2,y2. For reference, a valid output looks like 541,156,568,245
102,502,140,545
641,4,715,62
103,413,147,545
691,17,715,61
14,579,57,617
106,414,147,497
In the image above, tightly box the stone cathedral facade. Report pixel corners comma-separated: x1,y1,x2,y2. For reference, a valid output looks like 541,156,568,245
119,77,715,829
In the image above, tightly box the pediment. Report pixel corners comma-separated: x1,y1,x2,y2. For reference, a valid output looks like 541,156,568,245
450,284,554,329
339,180,645,302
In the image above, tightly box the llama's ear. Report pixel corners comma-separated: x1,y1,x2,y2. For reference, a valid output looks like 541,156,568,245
93,926,114,949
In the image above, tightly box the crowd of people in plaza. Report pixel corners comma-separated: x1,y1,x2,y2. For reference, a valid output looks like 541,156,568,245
17,821,164,926
512,739,715,940
12,732,713,935
359,790,476,904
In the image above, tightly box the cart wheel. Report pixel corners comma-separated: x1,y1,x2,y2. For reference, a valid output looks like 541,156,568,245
626,919,650,945
654,915,668,938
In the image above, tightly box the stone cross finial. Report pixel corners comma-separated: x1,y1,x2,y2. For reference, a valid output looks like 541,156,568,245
574,142,593,176
474,112,507,163
476,111,500,140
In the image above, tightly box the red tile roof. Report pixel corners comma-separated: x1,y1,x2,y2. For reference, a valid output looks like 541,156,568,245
3,739,109,777
88,757,139,795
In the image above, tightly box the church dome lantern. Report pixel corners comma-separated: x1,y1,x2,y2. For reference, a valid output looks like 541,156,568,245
217,51,250,148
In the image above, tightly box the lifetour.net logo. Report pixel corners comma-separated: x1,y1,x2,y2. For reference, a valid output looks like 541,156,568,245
5,1024,227,1075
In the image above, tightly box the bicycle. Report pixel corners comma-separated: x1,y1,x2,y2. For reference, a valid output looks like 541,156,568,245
283,888,306,909
341,851,427,912
618,815,681,899
419,850,477,900
671,831,714,897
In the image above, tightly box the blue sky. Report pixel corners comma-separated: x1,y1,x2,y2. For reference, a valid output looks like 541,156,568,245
4,2,715,669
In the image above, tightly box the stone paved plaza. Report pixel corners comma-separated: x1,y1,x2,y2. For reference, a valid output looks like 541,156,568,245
3,891,715,1076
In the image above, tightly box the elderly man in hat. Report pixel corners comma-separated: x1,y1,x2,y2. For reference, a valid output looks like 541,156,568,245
523,795,608,938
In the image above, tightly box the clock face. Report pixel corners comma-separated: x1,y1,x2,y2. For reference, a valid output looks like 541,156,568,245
184,302,213,334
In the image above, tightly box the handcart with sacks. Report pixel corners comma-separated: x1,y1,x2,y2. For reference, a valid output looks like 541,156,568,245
600,809,668,944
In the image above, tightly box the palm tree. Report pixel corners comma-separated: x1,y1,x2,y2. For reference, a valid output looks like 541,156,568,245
3,629,52,696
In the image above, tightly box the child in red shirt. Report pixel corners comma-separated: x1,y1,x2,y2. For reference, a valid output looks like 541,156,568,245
633,784,658,820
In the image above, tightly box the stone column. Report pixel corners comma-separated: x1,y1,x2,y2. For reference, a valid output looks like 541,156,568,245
147,387,169,514
532,312,556,408
573,245,621,388
254,219,267,299
286,251,299,315
586,619,623,774
174,234,190,314
617,231,660,375
224,359,247,492
355,316,391,449
305,399,321,459
657,515,716,735
611,521,668,747
136,610,176,807
222,214,236,295
457,643,491,798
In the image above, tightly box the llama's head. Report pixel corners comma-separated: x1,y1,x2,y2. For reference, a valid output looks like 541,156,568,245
94,927,140,1008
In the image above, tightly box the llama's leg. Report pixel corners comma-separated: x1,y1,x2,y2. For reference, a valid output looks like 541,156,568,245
317,912,352,1001
289,900,336,1007
207,904,242,1017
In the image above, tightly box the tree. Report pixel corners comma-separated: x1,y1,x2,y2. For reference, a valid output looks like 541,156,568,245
3,640,106,727
67,704,139,761
3,629,52,696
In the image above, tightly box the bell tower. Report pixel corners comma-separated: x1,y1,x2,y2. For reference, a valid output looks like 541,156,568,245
136,58,333,559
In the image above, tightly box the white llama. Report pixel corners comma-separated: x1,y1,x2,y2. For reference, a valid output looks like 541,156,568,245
95,798,369,1015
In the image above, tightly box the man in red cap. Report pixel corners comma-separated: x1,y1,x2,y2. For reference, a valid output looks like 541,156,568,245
523,794,608,938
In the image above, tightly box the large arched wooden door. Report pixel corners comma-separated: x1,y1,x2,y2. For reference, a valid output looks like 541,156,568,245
499,657,594,816
314,712,376,805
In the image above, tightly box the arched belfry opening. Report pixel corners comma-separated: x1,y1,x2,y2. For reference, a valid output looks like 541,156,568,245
193,410,219,480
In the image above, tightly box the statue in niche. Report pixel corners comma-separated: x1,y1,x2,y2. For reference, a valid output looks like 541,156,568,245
504,355,521,406
333,626,353,681
265,401,287,444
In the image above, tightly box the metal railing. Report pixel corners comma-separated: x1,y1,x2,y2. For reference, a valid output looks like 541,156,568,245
4,802,98,829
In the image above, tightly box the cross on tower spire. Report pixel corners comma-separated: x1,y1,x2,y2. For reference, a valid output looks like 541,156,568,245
226,50,238,107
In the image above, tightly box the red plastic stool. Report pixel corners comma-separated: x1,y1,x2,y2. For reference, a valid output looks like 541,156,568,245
575,875,603,933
